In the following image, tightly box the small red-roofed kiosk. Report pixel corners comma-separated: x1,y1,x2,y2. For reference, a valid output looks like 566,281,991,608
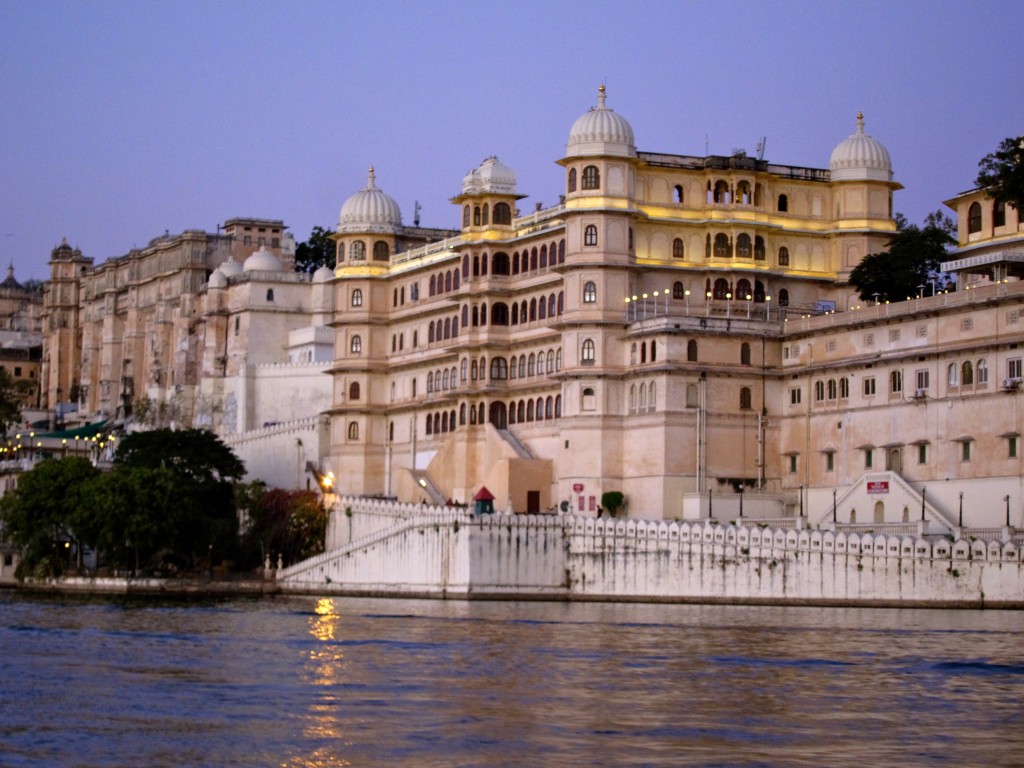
473,486,495,515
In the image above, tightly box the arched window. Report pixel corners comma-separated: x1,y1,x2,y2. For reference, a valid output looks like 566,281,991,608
582,165,600,190
266,288,274,302
740,387,752,410
948,363,959,388
492,303,509,326
509,355,517,379
638,383,646,410
518,356,526,378
968,202,982,234
531,247,538,271
557,292,564,314
527,400,535,422
490,357,508,380
754,236,766,260
650,342,656,362
687,340,698,362
351,288,363,307
443,369,450,390
994,200,1007,228
559,240,566,262
977,359,988,384
350,240,366,260
443,317,451,340
462,206,470,228
674,184,684,203
428,322,435,344
471,359,478,380
528,353,536,377
827,379,837,400
640,343,647,364
962,360,974,386
512,303,519,325
583,281,597,303
348,422,359,440
556,348,562,370
686,383,698,407
630,343,637,366
546,349,555,373
581,338,596,364
740,342,751,366
778,194,788,212
492,252,510,275
493,203,512,225
461,358,468,381
445,271,452,293
548,294,556,317
672,238,684,259
427,372,434,393
555,395,562,418
429,275,436,297
540,245,548,269
814,381,825,401
373,241,389,260
568,168,577,193
462,254,469,280
538,297,547,320
350,335,362,354
649,383,656,410
714,233,730,257
890,370,903,394
736,233,752,258
736,278,752,301
337,242,345,262
673,281,685,299
349,382,360,400
529,298,537,321
473,206,481,226
713,278,729,300
584,224,598,246
779,288,790,306
839,378,849,399
481,203,489,226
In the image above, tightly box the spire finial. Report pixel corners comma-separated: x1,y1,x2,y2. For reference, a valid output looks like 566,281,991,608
367,165,376,188
856,112,865,133
597,83,607,108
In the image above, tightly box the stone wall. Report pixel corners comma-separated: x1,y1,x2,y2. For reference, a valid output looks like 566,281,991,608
279,497,1024,607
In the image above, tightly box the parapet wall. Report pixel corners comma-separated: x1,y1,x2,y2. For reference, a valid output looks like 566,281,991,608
279,499,1024,606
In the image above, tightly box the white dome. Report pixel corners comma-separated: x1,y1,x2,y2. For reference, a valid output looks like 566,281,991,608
243,245,283,273
338,166,402,234
829,113,893,182
208,270,227,289
566,85,636,158
219,256,242,278
313,264,334,283
461,156,517,195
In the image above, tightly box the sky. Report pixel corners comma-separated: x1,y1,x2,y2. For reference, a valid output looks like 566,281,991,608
1,0,1021,282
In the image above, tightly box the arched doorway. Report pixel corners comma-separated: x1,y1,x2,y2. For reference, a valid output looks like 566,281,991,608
489,401,507,429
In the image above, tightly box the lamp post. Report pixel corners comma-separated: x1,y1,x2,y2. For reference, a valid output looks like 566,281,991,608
738,486,744,518
684,289,690,315
765,295,771,321
873,292,881,306
746,293,753,319
642,293,649,319
832,488,837,523
624,297,631,321
1005,495,1011,527
706,290,712,317
921,486,927,521
726,292,732,318
799,484,804,519
958,491,964,528
652,291,660,317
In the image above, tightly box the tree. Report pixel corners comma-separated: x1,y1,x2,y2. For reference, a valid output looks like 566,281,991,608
976,136,1024,210
601,491,625,518
848,212,955,303
0,457,100,576
294,225,336,274
114,428,244,484
238,486,326,568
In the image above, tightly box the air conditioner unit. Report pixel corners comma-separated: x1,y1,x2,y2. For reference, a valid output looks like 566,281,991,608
913,388,928,398
1003,378,1021,389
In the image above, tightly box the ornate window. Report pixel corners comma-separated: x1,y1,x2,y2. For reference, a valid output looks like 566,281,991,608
582,165,600,190
494,203,512,225
584,224,598,246
977,358,988,385
350,240,366,260
567,168,577,193
736,233,752,258
714,233,730,257
754,236,765,260
583,281,597,303
350,335,362,354
347,422,359,440
968,202,982,234
373,241,389,260
673,281,685,299
740,343,751,366
581,338,596,364
778,246,790,266
490,357,508,380
778,194,788,212
462,206,470,227
740,387,752,410
672,238,684,259
337,242,345,262
687,340,698,362
994,200,1007,228
351,288,363,307
348,382,360,400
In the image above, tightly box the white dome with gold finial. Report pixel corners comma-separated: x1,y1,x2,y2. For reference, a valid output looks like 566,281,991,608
338,166,403,234
461,156,518,195
243,245,284,273
566,84,636,158
829,113,893,182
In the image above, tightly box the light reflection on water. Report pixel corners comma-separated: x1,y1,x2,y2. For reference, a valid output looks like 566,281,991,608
1,593,1022,767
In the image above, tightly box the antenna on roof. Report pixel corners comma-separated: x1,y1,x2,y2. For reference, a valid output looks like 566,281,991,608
756,137,767,160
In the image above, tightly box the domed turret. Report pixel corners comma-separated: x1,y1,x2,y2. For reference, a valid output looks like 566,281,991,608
461,156,517,195
566,85,636,158
218,256,242,278
829,113,893,182
208,269,228,289
243,245,283,273
312,264,334,283
338,167,403,234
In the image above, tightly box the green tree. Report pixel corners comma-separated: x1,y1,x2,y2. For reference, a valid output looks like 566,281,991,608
976,136,1024,210
848,212,955,303
294,225,336,274
601,491,625,518
0,457,100,576
112,428,245,566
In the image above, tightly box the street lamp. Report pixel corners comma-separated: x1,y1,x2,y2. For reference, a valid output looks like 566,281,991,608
1005,495,1011,527
765,295,772,321
706,290,712,317
921,486,927,521
726,292,732,318
959,491,964,528
873,292,881,306
684,289,690,315
746,293,753,319
832,488,837,522
624,296,631,321
652,291,660,317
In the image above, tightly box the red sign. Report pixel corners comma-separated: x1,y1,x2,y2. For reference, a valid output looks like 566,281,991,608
867,481,889,494
573,483,584,493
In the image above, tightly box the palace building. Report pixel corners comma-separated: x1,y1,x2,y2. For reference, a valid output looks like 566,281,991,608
40,88,1024,530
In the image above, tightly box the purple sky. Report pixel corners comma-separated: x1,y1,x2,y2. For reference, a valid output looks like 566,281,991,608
2,0,1021,282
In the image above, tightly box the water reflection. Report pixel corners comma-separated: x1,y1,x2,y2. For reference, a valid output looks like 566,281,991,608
2,594,1022,767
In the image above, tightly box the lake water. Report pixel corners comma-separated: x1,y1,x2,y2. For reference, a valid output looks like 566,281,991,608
1,592,1022,767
